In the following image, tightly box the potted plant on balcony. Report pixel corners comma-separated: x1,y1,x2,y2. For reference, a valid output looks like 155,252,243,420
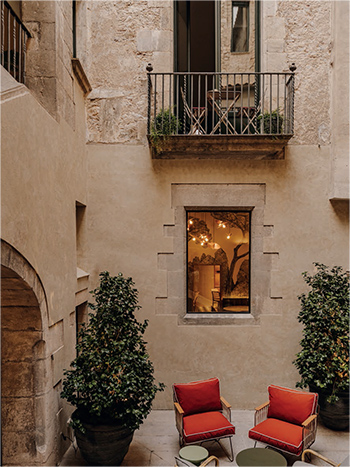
61,271,164,465
258,109,283,134
150,107,182,155
294,263,349,430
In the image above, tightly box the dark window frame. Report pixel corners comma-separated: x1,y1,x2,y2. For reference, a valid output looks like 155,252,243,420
231,1,250,53
186,209,251,315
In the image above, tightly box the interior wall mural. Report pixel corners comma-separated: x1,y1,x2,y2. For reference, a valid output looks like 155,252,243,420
187,211,250,313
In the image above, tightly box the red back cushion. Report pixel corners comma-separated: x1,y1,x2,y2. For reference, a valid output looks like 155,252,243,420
173,378,222,416
267,385,318,426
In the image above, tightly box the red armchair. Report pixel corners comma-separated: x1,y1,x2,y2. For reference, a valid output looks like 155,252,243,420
173,378,235,461
249,385,319,457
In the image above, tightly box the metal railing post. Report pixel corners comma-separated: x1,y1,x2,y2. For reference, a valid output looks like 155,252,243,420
146,63,153,135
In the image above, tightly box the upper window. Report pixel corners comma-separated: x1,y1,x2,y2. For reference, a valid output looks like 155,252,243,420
231,1,249,53
187,211,250,314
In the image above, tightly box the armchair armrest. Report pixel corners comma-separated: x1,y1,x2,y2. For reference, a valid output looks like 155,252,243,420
254,401,269,426
302,414,318,451
201,456,219,466
220,396,231,422
255,401,269,411
302,414,317,427
174,402,184,438
174,402,184,415
301,449,338,466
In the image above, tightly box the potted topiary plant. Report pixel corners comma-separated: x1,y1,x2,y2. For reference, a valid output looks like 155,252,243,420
294,263,349,430
258,109,284,134
61,271,164,465
149,107,182,155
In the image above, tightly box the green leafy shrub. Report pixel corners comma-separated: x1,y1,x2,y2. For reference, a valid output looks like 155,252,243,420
151,108,182,138
258,109,283,134
294,263,349,403
61,271,164,432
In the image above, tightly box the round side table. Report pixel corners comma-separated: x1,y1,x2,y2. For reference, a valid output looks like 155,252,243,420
179,446,209,466
236,447,287,466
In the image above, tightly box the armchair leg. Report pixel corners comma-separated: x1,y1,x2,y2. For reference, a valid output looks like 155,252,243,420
216,437,234,462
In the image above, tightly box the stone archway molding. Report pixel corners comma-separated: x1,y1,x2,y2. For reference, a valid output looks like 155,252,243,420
1,239,49,328
1,239,54,465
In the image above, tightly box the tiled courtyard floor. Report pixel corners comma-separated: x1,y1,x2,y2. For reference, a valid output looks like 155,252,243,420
60,410,349,467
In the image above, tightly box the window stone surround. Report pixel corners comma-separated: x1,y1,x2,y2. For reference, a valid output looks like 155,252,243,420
156,183,280,326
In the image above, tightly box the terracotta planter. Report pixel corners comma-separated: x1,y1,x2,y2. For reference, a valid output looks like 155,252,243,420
309,384,349,431
72,410,134,465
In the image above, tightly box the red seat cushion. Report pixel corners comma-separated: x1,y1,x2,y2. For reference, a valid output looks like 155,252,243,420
183,411,235,444
173,378,222,416
249,418,304,455
267,385,318,425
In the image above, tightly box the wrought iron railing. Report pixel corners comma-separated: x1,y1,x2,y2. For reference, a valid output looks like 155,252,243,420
147,65,296,138
1,1,31,84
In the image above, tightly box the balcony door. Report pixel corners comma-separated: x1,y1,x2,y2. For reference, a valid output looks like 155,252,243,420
175,0,219,73
175,0,220,112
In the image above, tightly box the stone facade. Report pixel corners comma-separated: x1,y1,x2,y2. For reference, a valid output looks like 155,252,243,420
1,0,349,465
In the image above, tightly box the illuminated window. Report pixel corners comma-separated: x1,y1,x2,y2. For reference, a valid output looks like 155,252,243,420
187,211,250,313
231,1,249,53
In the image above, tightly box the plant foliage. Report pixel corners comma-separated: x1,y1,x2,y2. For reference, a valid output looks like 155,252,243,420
294,263,349,403
258,109,283,134
61,272,164,431
151,108,181,138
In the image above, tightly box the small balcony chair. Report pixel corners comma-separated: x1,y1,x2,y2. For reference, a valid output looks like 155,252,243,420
173,377,235,462
248,384,319,458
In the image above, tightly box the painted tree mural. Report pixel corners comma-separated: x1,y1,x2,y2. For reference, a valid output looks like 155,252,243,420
188,212,249,296
211,212,249,294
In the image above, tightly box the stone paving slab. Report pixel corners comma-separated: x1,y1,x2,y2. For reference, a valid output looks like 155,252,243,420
60,410,349,467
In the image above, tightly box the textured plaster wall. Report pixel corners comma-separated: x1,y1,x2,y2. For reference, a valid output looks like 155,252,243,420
1,68,88,464
221,0,255,73
85,0,173,144
83,0,348,409
268,1,332,146
23,1,75,126
329,0,349,199
86,143,348,409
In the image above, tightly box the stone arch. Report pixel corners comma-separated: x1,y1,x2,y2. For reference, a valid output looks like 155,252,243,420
1,240,51,466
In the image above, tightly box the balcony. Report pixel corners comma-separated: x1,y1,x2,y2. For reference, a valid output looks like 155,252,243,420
1,1,31,84
147,66,295,160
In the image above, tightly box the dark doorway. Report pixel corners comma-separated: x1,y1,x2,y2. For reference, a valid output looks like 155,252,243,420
175,0,216,73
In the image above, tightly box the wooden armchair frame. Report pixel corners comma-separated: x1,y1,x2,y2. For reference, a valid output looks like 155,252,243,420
175,454,219,467
252,399,318,457
173,383,234,462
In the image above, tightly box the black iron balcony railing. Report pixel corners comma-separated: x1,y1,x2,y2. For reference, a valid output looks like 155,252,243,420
1,1,31,84
147,65,296,139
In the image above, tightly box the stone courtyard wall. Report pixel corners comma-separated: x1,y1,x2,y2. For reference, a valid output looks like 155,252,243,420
83,0,349,409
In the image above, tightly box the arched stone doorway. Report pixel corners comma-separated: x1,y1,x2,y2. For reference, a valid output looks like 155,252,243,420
1,241,51,465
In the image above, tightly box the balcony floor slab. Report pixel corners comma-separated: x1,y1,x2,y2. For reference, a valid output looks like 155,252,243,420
148,135,293,160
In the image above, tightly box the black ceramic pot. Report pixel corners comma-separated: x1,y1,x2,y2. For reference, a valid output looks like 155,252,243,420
72,410,134,465
309,384,349,431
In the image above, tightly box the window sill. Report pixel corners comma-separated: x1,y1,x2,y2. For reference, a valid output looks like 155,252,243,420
181,313,258,326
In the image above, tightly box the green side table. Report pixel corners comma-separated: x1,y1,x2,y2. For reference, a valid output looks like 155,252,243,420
179,446,209,466
236,448,287,466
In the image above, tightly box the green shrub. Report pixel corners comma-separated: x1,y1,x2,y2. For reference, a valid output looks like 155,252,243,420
294,263,349,403
258,109,283,134
151,108,182,137
61,271,164,432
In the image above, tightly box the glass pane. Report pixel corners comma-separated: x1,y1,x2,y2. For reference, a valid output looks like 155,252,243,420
187,211,250,313
232,2,249,52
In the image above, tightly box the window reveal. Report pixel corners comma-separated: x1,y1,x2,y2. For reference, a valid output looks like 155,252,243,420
231,1,249,53
187,211,250,313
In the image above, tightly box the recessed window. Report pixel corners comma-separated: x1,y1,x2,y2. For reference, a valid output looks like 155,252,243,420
187,211,250,313
231,1,249,53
